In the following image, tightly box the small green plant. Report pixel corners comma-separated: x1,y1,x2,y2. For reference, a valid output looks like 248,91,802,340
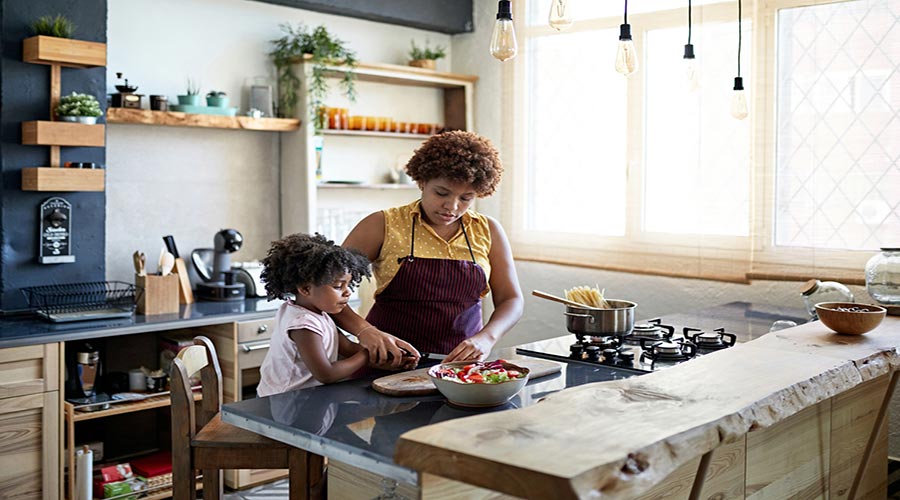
269,23,357,123
31,14,76,38
409,40,446,61
55,92,102,117
206,90,226,98
185,79,200,96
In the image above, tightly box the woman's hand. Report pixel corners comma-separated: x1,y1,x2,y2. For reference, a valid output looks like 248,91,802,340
444,332,497,363
357,326,421,368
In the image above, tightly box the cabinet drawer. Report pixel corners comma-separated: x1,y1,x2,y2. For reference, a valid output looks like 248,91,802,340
0,391,61,500
237,318,274,344
237,340,269,369
0,344,60,399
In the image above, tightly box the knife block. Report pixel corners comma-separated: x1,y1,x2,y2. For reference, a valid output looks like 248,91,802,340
136,274,179,315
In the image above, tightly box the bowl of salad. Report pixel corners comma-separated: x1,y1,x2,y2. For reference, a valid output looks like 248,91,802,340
428,359,530,407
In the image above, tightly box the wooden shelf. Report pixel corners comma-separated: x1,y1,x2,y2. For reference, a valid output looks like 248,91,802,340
22,167,104,192
320,129,432,139
316,59,478,89
318,182,418,190
22,120,105,147
66,391,201,422
106,108,300,131
23,36,106,68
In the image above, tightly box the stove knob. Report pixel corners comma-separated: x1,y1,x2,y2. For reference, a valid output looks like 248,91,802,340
618,348,635,361
601,348,619,363
584,345,601,361
569,343,585,359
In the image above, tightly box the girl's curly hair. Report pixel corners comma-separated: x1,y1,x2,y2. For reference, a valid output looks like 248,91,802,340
405,130,503,197
261,233,371,301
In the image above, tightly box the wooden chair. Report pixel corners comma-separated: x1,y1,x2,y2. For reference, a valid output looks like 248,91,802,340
170,336,325,500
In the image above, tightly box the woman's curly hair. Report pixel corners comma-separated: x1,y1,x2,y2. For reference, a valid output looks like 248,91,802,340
261,233,371,301
405,130,503,197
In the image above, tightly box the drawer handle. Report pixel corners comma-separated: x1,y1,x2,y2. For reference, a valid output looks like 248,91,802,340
257,325,268,334
241,341,270,352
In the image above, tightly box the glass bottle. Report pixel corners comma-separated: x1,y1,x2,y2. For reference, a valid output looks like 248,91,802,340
800,279,854,320
865,248,900,304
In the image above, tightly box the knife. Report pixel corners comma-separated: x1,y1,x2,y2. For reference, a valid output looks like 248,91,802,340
162,235,180,259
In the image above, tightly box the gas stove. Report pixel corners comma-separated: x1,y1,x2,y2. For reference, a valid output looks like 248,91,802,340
516,317,740,373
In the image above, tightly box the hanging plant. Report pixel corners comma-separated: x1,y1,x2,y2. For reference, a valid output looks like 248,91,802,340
269,23,357,126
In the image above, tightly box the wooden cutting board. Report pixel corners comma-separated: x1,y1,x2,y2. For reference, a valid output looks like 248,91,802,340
372,358,563,396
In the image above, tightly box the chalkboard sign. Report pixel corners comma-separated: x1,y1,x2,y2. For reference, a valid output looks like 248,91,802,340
39,197,76,264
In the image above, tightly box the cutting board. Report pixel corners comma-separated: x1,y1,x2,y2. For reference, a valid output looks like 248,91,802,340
372,358,563,396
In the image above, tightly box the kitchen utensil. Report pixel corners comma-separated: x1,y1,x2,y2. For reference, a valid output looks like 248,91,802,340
427,360,530,407
814,302,886,335
564,299,637,336
372,358,562,396
140,253,146,276
532,290,600,309
132,251,144,276
162,235,195,304
159,251,175,276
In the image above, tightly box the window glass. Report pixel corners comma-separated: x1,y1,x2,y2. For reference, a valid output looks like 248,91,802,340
644,22,751,236
526,0,729,27
525,30,627,235
775,0,900,250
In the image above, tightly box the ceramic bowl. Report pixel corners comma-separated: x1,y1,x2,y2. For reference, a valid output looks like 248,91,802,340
815,302,886,335
428,360,530,408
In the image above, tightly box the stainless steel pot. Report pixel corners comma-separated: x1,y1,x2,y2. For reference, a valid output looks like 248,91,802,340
564,299,637,336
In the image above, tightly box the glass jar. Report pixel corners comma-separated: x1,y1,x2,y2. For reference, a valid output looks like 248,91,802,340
800,279,854,319
865,248,900,304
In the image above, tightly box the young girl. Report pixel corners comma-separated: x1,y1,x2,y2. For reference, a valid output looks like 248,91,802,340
257,233,372,397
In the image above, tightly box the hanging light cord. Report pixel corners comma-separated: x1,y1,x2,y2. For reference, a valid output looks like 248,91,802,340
624,0,629,25
737,0,742,77
688,0,692,45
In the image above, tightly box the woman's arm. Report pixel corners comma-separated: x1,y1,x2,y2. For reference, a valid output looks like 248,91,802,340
445,216,524,362
291,328,368,384
336,212,421,367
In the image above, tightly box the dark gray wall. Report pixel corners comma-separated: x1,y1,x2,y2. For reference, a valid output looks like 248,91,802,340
249,0,473,34
1,1,108,312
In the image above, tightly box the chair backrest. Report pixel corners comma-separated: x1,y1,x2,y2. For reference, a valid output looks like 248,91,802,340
171,336,223,448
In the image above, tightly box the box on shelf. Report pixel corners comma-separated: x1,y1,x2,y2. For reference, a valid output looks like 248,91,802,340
130,450,172,480
159,333,199,384
135,273,179,315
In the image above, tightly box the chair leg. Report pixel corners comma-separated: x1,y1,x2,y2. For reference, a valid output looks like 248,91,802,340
202,469,222,500
288,449,326,500
172,462,196,500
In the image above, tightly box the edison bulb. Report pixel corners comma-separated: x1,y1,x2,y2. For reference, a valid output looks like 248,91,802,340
731,77,748,120
683,44,699,91
491,17,518,61
615,24,638,76
549,0,574,31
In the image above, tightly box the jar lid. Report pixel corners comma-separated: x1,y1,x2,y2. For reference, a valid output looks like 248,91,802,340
799,279,820,295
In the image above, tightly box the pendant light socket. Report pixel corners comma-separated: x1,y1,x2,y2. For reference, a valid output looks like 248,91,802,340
683,43,695,59
733,76,744,91
497,0,512,20
619,23,632,41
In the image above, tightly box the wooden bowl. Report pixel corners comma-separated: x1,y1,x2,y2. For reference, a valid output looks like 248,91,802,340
815,302,886,335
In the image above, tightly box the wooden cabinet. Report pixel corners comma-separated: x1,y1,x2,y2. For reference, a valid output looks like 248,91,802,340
0,344,62,500
20,36,107,192
280,61,477,239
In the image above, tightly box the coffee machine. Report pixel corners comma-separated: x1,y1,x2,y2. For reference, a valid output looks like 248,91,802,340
195,229,246,302
65,342,110,410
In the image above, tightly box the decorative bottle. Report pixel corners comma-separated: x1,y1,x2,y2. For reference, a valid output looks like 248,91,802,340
800,279,854,320
865,248,900,304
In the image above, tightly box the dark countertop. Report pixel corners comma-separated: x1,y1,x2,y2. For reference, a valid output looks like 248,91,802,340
0,298,282,348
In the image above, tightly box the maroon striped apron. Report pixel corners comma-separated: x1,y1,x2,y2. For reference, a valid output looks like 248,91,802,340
366,217,487,355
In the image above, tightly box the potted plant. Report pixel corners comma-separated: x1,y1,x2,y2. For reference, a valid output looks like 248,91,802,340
31,14,76,38
177,79,201,106
55,92,102,124
206,90,228,108
408,40,446,70
269,23,357,124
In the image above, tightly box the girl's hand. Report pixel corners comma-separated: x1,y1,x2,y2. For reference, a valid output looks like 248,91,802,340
444,332,496,363
357,327,420,368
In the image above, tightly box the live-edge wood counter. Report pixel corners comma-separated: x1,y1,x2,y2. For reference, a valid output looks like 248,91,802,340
395,317,900,499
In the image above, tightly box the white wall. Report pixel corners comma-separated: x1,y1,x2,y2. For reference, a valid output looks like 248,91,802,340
105,0,451,283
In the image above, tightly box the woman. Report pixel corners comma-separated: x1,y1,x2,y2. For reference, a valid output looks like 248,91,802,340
336,131,524,366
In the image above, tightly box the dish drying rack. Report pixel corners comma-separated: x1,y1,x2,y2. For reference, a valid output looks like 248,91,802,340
21,281,142,322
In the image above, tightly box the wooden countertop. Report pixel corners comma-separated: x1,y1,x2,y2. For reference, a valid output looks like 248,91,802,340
394,316,900,498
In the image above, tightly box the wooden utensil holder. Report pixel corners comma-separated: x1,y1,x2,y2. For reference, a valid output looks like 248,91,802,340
136,273,179,315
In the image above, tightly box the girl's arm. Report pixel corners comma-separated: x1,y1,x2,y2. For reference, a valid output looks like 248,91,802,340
290,328,368,384
337,330,363,358
445,216,524,362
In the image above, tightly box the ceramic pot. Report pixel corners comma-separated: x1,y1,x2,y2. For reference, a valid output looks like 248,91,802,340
408,59,436,70
59,116,98,124
177,94,201,106
206,95,229,108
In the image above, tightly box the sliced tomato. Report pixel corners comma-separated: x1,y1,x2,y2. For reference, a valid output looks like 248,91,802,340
467,373,485,383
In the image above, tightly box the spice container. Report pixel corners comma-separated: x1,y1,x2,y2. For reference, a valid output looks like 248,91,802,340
865,248,900,304
800,279,854,320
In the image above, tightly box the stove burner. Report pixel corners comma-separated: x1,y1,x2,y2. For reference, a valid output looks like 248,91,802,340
639,338,697,368
683,328,737,351
626,318,675,343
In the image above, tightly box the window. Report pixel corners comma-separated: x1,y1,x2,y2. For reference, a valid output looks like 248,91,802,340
508,0,900,283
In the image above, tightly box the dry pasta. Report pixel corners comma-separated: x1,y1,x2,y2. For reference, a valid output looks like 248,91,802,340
564,285,612,309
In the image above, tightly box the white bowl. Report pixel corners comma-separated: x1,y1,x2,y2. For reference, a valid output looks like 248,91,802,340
427,360,530,408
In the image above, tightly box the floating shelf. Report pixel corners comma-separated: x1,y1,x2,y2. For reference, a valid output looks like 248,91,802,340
318,182,418,190
22,167,104,192
21,121,105,147
23,36,106,68
314,59,478,89
106,108,300,132
319,129,432,139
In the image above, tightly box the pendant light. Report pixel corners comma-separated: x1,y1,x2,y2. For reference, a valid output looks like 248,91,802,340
615,0,638,76
683,0,699,91
731,0,749,119
491,1,518,62
549,0,574,31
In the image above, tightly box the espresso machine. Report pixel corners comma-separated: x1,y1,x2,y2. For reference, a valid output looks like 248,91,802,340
195,229,246,302
65,342,110,410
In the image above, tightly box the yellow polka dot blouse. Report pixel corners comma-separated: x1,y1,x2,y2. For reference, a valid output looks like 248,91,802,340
373,200,492,297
